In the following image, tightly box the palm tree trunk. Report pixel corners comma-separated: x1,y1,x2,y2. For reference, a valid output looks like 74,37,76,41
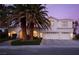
30,22,34,40
20,17,27,40
30,28,34,40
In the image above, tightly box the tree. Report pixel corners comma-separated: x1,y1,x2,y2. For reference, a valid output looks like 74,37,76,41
7,4,28,40
3,4,51,40
0,4,7,28
0,4,13,28
73,21,79,35
0,4,9,39
26,4,51,39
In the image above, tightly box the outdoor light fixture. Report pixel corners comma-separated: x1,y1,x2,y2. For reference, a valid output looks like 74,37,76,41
70,33,73,39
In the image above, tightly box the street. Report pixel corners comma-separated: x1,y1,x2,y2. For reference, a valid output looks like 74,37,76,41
0,40,79,55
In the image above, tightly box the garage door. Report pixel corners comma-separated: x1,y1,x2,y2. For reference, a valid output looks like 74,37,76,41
42,32,72,40
59,33,72,40
43,32,59,39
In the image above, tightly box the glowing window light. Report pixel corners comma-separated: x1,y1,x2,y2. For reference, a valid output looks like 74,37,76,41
8,33,11,36
19,31,23,39
9,31,16,37
11,31,16,34
33,30,38,37
51,21,54,26
40,33,43,37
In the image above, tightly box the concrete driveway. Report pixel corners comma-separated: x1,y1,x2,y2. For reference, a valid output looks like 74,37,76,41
41,39,79,46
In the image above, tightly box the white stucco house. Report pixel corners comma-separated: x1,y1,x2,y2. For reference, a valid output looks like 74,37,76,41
42,17,73,40
8,16,74,40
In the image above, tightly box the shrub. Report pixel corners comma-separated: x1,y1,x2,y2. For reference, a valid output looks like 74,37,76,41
73,34,79,40
0,32,8,42
11,38,42,45
33,37,42,40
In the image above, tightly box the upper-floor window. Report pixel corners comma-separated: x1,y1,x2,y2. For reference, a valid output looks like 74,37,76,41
61,21,68,27
51,20,54,26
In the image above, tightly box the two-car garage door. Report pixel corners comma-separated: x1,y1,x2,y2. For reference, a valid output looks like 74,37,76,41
42,32,72,40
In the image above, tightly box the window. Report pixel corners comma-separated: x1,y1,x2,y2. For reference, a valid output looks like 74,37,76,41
19,31,23,39
8,33,11,36
52,32,59,34
45,32,59,34
11,31,16,34
40,32,43,37
62,21,68,27
51,21,54,26
33,30,38,37
8,31,16,37
62,32,69,34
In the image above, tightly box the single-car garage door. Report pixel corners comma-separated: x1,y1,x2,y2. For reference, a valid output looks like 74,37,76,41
59,33,72,40
42,32,60,39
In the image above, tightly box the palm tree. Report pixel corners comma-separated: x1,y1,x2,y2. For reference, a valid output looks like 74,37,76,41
5,4,51,40
0,4,7,27
6,4,28,40
26,4,51,39
0,4,10,38
0,4,14,28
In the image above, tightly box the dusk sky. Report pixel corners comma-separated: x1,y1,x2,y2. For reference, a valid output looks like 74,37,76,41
46,4,79,20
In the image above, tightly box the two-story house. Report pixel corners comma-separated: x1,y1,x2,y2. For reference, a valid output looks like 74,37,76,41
42,17,73,40
8,16,74,40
